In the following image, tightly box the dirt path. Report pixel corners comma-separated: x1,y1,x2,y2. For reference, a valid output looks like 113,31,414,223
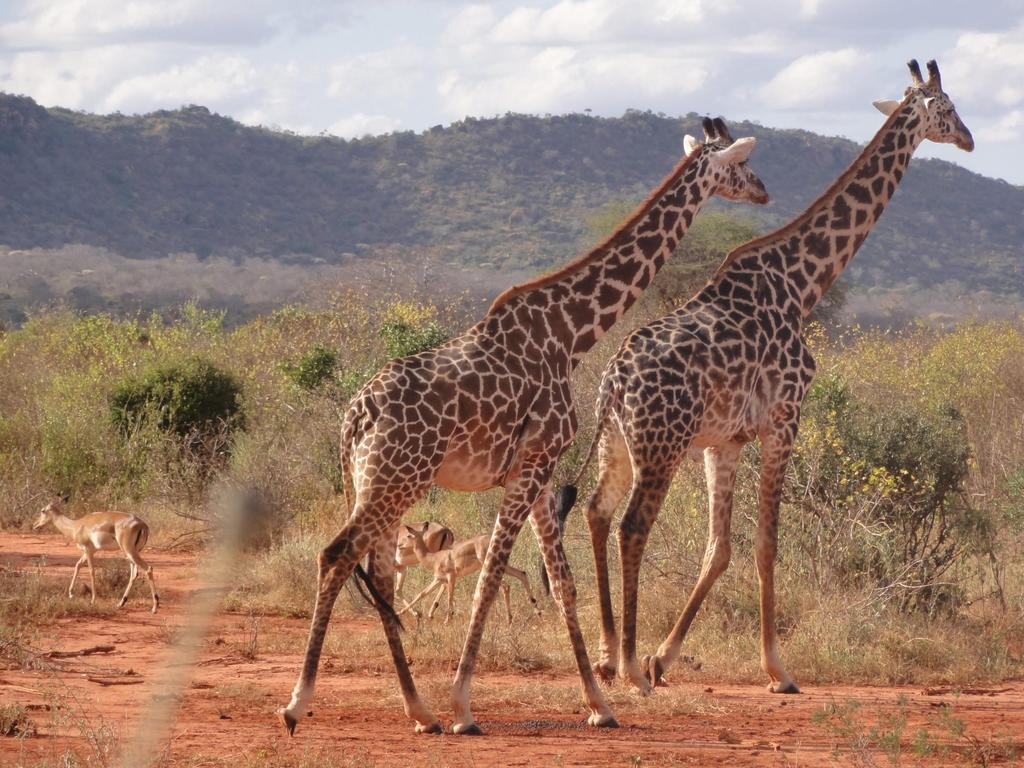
2,532,1022,767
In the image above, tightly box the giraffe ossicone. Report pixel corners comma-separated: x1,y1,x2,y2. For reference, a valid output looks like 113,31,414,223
561,58,973,697
279,116,769,736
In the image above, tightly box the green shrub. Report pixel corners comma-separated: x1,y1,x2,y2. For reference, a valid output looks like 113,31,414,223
281,345,338,391
378,302,448,359
790,373,981,613
109,357,244,439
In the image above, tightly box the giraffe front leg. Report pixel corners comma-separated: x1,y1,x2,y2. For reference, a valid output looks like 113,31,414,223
450,507,530,734
644,444,740,687
757,416,800,694
451,458,573,735
531,490,617,728
367,532,443,733
585,425,633,683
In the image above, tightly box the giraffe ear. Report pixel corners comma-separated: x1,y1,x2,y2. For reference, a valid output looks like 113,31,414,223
922,96,936,112
873,99,900,116
716,136,756,164
683,134,700,156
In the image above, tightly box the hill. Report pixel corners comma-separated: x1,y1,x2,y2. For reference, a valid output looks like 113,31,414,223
0,93,1022,320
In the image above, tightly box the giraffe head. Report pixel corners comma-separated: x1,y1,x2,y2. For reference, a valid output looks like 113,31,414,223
873,59,973,152
684,116,769,205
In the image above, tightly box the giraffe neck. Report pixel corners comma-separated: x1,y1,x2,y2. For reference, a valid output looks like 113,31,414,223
486,149,717,362
714,99,925,322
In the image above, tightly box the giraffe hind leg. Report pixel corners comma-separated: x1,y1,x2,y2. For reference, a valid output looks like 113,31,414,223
616,461,675,695
756,430,800,695
584,424,633,682
451,466,549,735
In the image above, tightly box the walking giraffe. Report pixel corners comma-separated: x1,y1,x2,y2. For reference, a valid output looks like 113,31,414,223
280,117,769,736
562,60,973,695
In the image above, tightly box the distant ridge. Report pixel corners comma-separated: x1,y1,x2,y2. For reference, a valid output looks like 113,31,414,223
1,93,1022,306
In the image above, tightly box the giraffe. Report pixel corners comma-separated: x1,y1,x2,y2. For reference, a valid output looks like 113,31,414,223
279,117,770,736
562,59,973,696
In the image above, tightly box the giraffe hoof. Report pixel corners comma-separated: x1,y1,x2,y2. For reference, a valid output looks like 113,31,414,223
769,681,801,694
588,712,619,728
453,722,484,736
415,721,444,735
278,709,298,736
593,662,616,683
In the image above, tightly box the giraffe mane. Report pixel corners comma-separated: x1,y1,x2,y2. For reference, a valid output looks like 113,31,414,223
710,92,914,280
486,144,707,315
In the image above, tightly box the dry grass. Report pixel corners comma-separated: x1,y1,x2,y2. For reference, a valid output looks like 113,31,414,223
0,565,118,625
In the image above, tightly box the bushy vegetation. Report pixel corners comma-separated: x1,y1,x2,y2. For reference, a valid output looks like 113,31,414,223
790,372,980,613
110,356,244,438
378,301,449,359
280,345,338,391
0,217,1021,686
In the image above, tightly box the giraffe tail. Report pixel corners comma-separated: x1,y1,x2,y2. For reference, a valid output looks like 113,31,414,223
338,406,356,519
352,563,404,631
540,384,615,595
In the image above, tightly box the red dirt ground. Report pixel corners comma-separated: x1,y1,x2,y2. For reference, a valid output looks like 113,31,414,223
2,532,1022,767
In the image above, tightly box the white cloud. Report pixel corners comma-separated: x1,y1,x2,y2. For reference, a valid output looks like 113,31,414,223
438,44,708,118
0,45,165,108
104,55,261,113
0,0,356,50
978,110,1024,143
943,25,1024,112
489,1,618,45
328,46,426,103
328,112,402,138
442,4,498,46
759,48,865,110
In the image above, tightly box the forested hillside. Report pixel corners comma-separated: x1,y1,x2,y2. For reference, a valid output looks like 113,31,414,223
1,93,1022,319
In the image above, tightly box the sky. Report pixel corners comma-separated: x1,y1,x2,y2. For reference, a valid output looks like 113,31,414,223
1,0,1022,184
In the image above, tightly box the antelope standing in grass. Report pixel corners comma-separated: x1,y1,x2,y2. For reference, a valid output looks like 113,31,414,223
33,497,160,613
394,521,454,599
398,521,541,624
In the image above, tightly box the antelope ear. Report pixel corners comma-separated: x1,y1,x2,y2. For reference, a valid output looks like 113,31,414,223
403,524,416,535
717,136,756,164
873,99,900,116
420,521,431,532
59,492,70,503
683,134,700,156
